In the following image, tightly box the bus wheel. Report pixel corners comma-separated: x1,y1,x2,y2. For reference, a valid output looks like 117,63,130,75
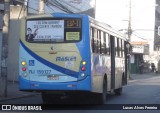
114,87,122,95
96,79,107,104
122,74,126,85
41,93,61,104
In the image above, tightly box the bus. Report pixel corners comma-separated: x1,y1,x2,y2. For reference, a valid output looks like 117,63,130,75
19,13,129,104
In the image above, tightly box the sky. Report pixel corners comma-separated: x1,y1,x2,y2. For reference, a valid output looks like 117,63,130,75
96,0,156,51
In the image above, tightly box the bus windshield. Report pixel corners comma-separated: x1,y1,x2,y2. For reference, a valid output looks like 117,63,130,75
26,18,82,43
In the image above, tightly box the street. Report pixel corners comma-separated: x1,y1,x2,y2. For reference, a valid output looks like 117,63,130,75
0,73,160,113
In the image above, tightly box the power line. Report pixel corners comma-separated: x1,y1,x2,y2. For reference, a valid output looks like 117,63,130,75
46,0,74,13
28,6,39,12
54,0,73,13
45,2,55,13
46,1,68,13
60,0,81,12
132,32,148,40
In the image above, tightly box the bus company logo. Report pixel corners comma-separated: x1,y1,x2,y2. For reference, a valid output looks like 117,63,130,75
56,56,76,62
29,60,35,66
2,105,11,110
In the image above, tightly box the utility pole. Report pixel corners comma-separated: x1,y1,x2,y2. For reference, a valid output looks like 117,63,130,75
39,0,45,14
24,0,28,16
0,0,10,97
128,0,132,41
127,0,132,80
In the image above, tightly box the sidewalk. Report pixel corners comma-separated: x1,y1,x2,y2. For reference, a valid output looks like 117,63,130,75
0,81,39,102
0,72,159,102
130,72,160,80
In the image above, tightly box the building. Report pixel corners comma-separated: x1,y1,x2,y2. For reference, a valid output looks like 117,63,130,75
130,41,149,74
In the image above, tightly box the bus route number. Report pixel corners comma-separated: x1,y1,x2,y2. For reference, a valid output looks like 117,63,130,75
66,19,80,28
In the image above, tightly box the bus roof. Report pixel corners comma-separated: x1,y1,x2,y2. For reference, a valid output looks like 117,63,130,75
89,16,128,41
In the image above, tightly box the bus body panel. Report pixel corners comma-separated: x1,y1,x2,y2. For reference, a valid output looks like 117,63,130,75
91,54,111,93
19,13,128,96
19,14,92,92
115,57,125,89
89,17,127,92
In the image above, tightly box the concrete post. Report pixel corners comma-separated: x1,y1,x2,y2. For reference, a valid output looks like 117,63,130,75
0,0,10,97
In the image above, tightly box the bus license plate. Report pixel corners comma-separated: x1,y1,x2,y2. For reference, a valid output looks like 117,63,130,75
47,75,59,80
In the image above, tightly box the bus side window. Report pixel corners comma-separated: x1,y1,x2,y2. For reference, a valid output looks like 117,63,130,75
115,37,117,56
119,39,122,57
90,27,94,53
122,40,124,57
106,33,109,55
117,38,120,57
101,31,106,54
97,30,101,54
94,29,98,53
99,30,102,54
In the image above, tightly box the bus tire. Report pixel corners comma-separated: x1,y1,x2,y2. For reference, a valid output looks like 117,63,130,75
122,74,126,85
114,87,122,95
95,78,107,104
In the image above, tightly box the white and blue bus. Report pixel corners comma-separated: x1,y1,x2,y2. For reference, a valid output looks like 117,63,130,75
19,13,129,104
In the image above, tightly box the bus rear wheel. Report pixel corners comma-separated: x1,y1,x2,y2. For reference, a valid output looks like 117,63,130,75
114,87,122,95
94,79,107,104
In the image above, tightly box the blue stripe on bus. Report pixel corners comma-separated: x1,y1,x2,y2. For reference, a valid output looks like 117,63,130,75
20,40,79,78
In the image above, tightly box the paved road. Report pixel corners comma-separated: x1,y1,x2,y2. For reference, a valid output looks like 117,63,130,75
1,74,160,113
